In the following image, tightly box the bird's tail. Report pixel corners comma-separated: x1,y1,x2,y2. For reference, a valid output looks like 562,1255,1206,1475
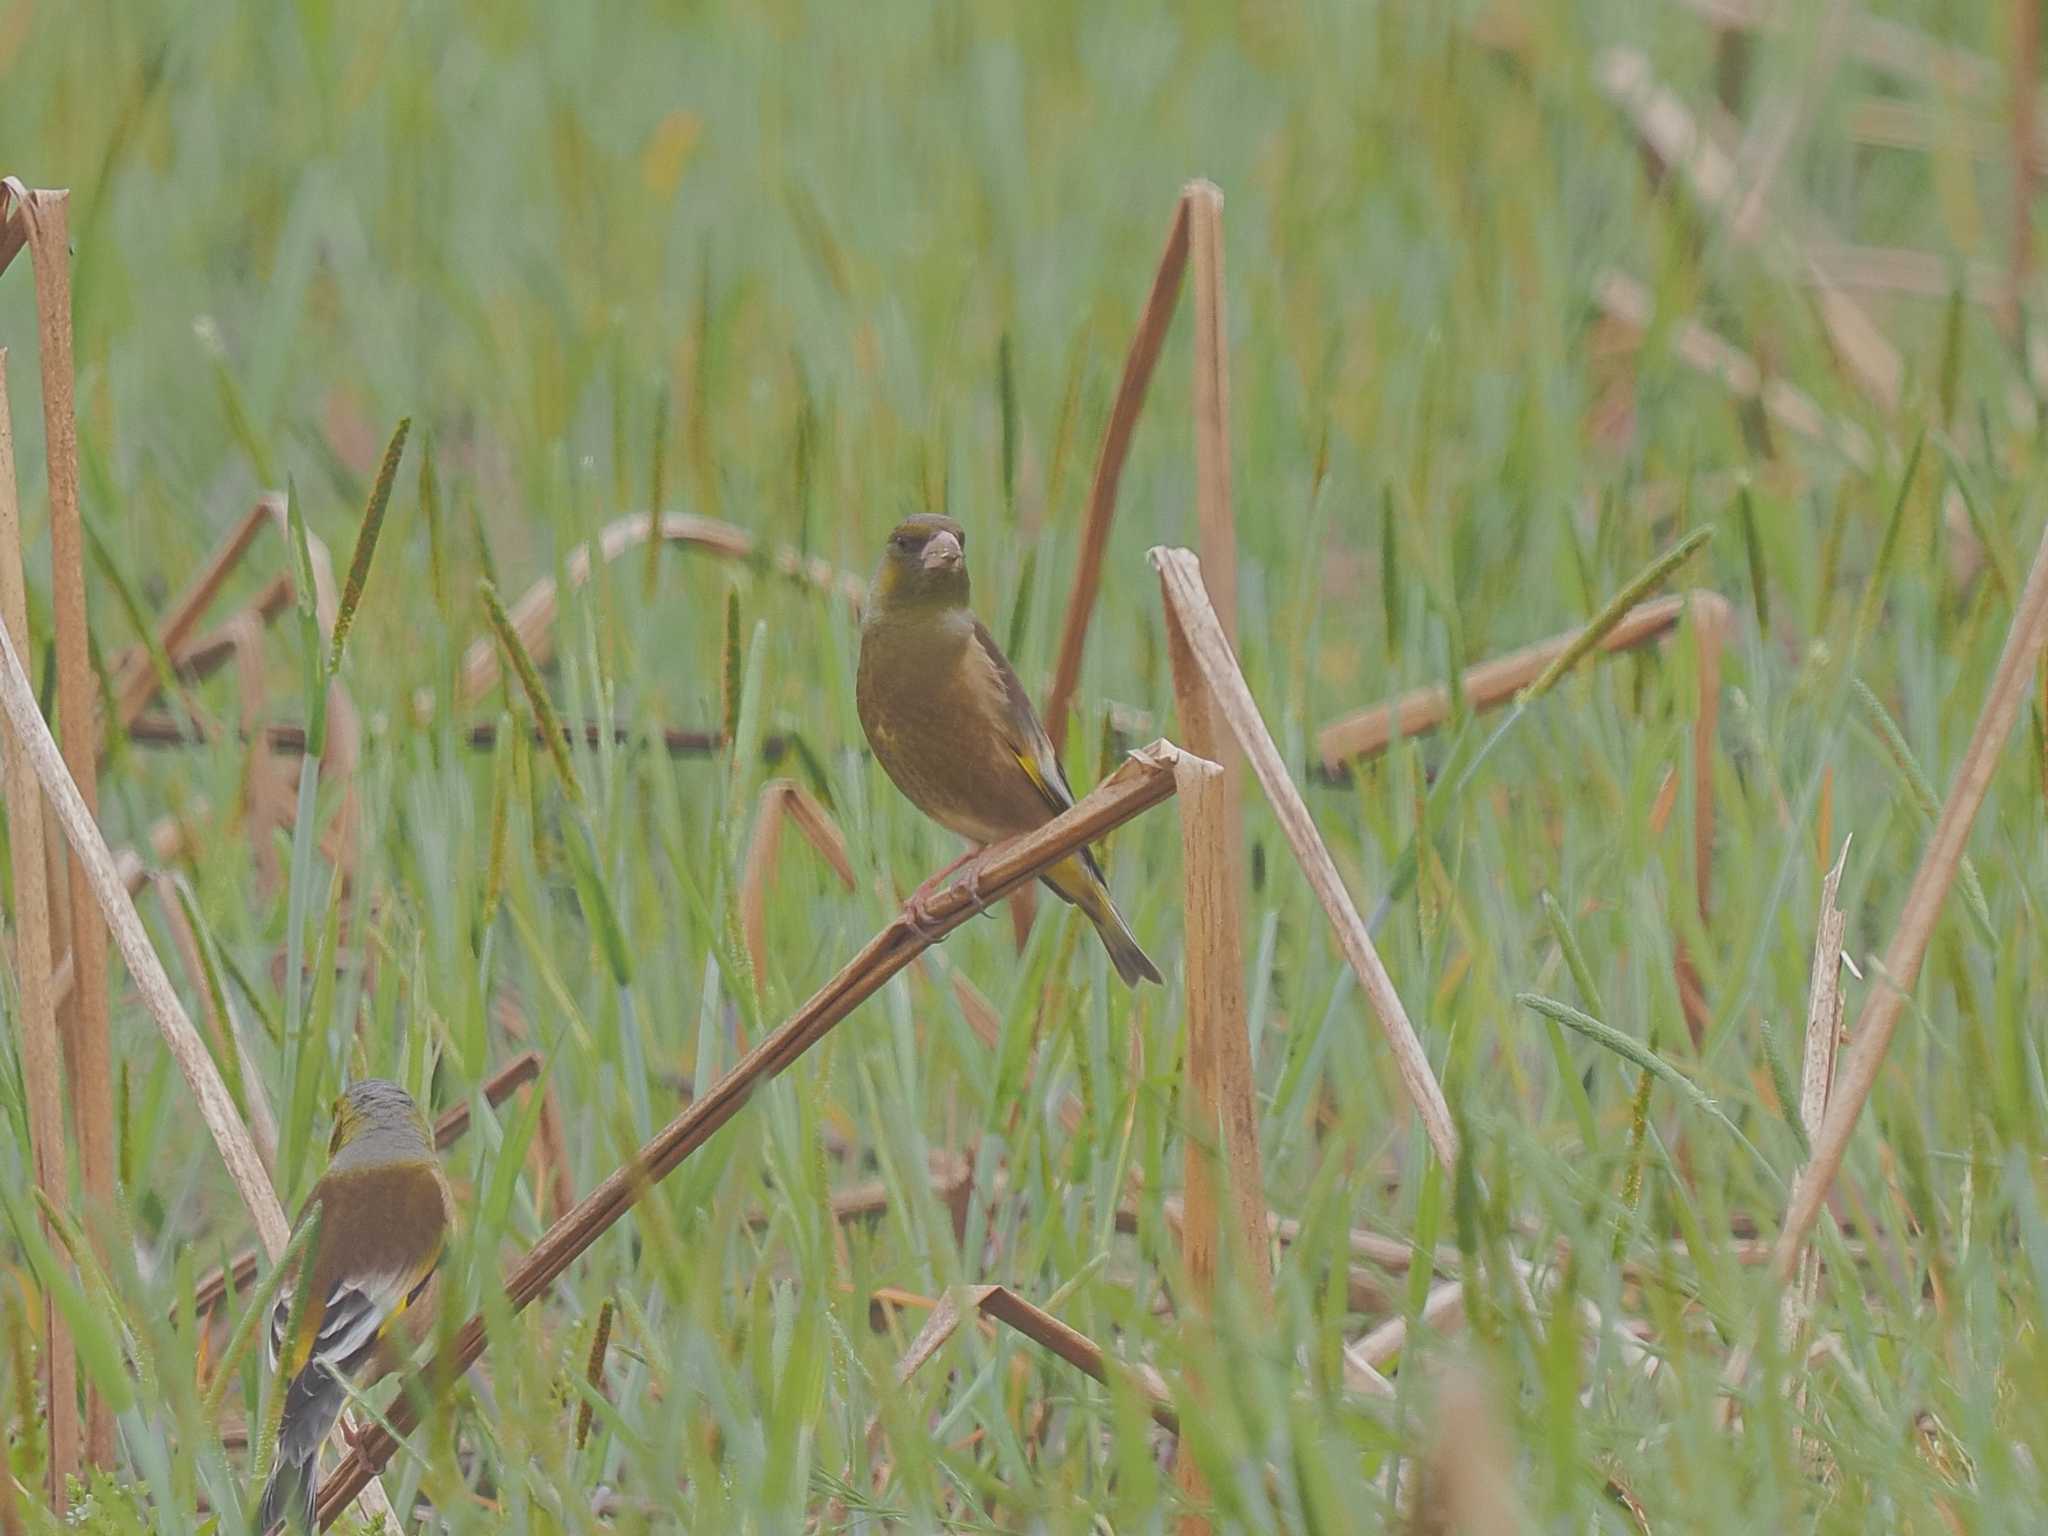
254,1364,347,1533
1042,852,1163,988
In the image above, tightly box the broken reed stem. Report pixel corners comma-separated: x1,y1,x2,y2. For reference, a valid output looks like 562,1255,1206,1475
109,496,275,739
738,778,857,986
1186,180,1237,646
0,610,290,1255
1153,548,1460,1169
1043,193,1191,754
16,184,118,1467
887,1285,1178,1433
1765,512,2048,1293
0,348,80,1510
314,741,1193,1524
1163,607,1271,1312
457,512,862,706
1317,593,1705,772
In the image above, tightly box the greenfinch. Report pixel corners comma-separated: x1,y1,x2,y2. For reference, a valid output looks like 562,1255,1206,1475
856,514,1161,986
256,1079,451,1533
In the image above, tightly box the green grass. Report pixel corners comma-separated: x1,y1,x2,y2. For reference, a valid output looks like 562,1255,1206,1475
3,0,2047,1530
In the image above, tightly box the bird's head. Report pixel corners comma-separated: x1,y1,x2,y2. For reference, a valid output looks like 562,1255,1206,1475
328,1078,434,1164
871,514,969,609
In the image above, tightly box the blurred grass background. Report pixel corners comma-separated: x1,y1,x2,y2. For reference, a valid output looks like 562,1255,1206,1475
3,0,2047,1529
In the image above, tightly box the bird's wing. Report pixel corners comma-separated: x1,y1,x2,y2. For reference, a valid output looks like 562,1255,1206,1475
268,1248,442,1379
970,619,1075,818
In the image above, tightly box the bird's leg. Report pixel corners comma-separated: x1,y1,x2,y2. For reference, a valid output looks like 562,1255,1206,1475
960,835,1025,915
903,845,983,936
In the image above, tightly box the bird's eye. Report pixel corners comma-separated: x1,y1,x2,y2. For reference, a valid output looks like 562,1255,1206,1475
891,533,916,551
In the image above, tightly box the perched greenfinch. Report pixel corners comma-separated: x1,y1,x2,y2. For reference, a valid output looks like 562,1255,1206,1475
856,514,1161,986
255,1079,451,1533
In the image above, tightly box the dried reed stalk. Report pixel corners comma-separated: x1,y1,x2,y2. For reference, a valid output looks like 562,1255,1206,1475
457,512,862,705
1404,1360,1525,1535
1042,195,1192,754
887,1284,1178,1432
107,495,275,737
314,741,1194,1523
1319,593,1708,771
1764,515,2048,1290
1594,49,1903,413
738,777,857,986
1154,548,1460,1168
13,184,118,1466
1594,271,1875,468
0,349,79,1509
1346,1276,1469,1382
1163,604,1270,1308
1122,1197,1461,1278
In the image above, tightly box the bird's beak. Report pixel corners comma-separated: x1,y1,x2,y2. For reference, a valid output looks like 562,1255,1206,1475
921,529,964,571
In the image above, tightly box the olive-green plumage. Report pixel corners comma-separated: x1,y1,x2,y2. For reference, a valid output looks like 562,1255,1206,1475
255,1079,451,1533
856,514,1161,986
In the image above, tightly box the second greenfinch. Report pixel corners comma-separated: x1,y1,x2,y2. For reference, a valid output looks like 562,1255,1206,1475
255,1078,451,1533
856,514,1161,986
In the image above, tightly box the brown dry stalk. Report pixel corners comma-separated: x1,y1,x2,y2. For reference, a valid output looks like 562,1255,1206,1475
194,1052,544,1317
0,348,80,1509
1186,181,1237,645
1766,515,2048,1291
0,610,288,1255
1163,602,1270,1311
1717,837,1853,1428
14,184,119,1467
1594,271,1875,468
738,778,857,987
1404,1360,1526,1535
314,742,1194,1523
1595,47,1903,414
1319,592,1707,771
108,495,276,737
1154,548,1460,1168
457,512,862,705
1042,194,1192,754
888,1284,1178,1433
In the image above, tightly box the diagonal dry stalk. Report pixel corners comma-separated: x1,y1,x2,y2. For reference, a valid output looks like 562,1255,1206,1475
1759,511,2048,1310
314,741,1196,1523
737,777,857,991
1154,547,1460,1169
1594,48,1903,414
1594,271,1875,469
457,512,863,705
107,495,277,741
887,1283,1179,1432
0,349,79,1509
1042,194,1192,754
0,592,401,1525
1318,592,1721,772
12,182,119,1467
